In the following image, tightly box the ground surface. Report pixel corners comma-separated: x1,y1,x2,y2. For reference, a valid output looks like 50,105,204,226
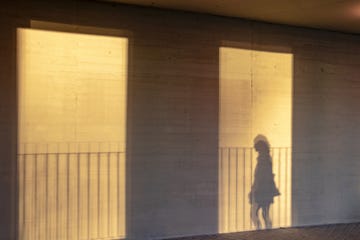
166,223,360,240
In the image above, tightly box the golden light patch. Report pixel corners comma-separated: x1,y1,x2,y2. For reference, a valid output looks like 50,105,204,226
219,47,292,233
17,27,127,240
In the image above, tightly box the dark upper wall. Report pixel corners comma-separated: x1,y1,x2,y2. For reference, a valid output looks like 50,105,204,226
1,0,360,239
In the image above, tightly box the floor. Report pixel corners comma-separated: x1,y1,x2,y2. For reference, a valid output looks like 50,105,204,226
167,223,360,240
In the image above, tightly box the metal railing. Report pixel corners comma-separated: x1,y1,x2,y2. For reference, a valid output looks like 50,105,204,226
219,147,291,233
18,143,126,240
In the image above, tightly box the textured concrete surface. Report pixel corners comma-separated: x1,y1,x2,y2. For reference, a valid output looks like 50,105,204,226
0,1,360,239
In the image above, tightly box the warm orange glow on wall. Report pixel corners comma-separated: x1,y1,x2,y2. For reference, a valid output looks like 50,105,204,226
348,3,360,17
17,27,127,240
219,47,292,233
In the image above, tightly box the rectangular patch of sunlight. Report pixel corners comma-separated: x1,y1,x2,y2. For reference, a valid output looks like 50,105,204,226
17,27,127,240
219,47,292,233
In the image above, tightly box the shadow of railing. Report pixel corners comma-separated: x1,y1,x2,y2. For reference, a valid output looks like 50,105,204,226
219,147,291,233
18,142,125,240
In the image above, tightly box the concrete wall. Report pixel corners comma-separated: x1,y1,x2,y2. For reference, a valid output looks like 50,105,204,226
1,0,360,239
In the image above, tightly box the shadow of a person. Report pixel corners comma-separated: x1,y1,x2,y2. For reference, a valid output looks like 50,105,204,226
248,135,280,230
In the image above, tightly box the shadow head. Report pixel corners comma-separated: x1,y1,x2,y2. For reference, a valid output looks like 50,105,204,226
253,134,270,154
